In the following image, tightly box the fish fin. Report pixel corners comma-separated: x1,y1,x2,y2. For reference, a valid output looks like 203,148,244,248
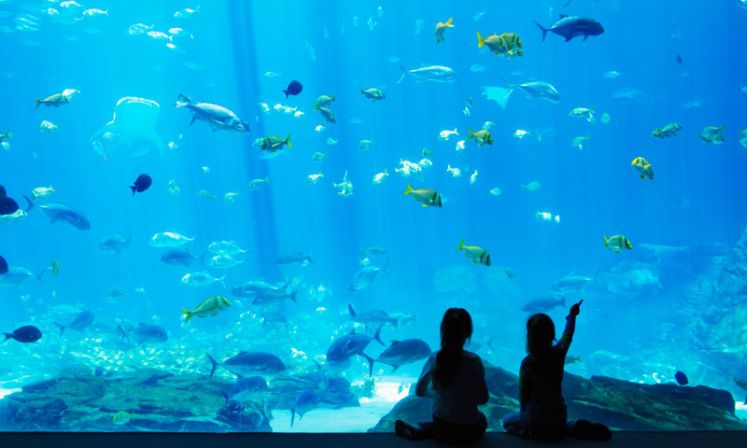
458,239,465,251
348,304,356,317
181,309,193,323
476,32,484,48
564,35,573,42
445,17,454,28
603,235,608,249
290,408,297,428
23,195,34,212
175,94,191,107
206,354,219,378
53,323,65,336
363,353,375,377
533,21,548,42
487,337,495,351
583,35,589,41
130,186,137,195
190,115,197,126
285,134,292,148
391,365,400,373
219,276,227,288
403,184,413,196
482,86,513,110
283,89,289,98
374,324,385,347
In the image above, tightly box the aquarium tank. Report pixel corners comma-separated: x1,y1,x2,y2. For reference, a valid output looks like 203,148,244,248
1,0,746,434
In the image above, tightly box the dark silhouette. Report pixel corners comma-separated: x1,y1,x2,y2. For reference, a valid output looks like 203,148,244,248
503,299,611,441
395,308,488,445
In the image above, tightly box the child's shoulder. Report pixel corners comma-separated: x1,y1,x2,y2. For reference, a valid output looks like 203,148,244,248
462,350,483,362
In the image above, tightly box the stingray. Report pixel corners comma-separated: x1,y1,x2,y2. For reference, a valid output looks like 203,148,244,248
91,97,164,158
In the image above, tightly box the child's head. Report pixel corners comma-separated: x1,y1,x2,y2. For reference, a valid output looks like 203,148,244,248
440,307,472,349
526,313,555,358
433,308,473,389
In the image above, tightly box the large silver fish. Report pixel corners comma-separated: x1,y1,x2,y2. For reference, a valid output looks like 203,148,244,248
397,65,456,84
36,202,91,230
176,94,249,132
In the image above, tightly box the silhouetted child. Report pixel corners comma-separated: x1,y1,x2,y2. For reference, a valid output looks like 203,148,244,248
503,299,611,441
395,308,489,445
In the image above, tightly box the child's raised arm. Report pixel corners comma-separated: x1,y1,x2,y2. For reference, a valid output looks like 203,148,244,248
557,299,582,355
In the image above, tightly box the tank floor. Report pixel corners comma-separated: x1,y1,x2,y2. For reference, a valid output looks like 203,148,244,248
0,431,744,448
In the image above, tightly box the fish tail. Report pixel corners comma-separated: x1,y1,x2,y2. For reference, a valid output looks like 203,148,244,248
3,333,11,341
603,235,608,249
347,304,356,317
283,89,289,98
397,65,406,85
289,290,298,302
53,323,65,336
533,21,549,41
285,134,292,148
181,309,193,323
476,32,484,48
130,186,137,195
468,129,474,139
457,239,465,251
363,353,375,377
445,17,454,28
23,195,34,212
373,324,385,347
403,184,413,196
290,408,297,428
206,354,219,378
35,99,42,108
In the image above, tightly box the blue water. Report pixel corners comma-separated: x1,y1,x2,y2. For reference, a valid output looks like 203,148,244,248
1,0,746,432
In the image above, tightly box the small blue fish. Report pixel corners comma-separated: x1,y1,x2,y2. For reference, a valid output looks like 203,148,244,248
534,15,604,42
675,371,689,386
283,80,303,97
130,173,152,194
4,325,42,343
0,255,7,275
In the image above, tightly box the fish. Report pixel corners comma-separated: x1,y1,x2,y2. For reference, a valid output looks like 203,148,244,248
37,260,60,281
248,177,271,190
31,186,55,200
397,65,456,84
55,310,95,335
439,128,459,140
318,107,336,124
372,170,389,184
254,135,292,153
150,231,194,248
36,202,91,230
231,279,289,298
675,371,689,386
0,255,7,275
251,287,298,306
0,266,33,287
181,272,226,288
118,322,168,344
489,187,502,197
565,355,582,365
359,139,374,151
160,249,198,267
175,94,249,132
536,211,560,224
206,254,243,270
361,88,385,101
631,156,654,181
375,339,431,372
314,95,336,110
653,122,683,139
208,241,247,256
283,80,303,97
476,32,523,58
207,351,285,377
510,81,561,104
457,239,491,266
4,325,42,343
468,129,493,146
604,235,633,253
521,181,542,192
569,107,595,123
534,15,604,42
551,274,591,294
348,304,403,327
291,389,322,427
326,325,385,376
112,411,131,426
182,295,231,322
130,173,152,194
404,185,442,208
350,264,388,291
39,120,58,132
522,296,566,313
434,17,454,44
307,172,325,184
699,125,725,144
35,88,79,107
277,252,313,266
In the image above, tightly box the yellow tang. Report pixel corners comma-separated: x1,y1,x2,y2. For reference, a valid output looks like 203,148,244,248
404,184,442,207
182,295,231,323
435,17,454,44
458,239,491,266
603,235,633,253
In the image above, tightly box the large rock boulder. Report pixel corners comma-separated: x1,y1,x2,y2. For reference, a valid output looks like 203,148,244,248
368,366,746,432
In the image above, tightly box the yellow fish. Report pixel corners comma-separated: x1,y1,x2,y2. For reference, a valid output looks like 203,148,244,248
458,239,491,266
603,235,633,253
477,32,523,57
404,184,442,207
182,295,231,323
631,156,654,181
435,17,454,44
112,411,131,425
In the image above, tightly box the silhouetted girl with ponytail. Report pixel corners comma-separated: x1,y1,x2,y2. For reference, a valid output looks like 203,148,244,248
395,308,489,444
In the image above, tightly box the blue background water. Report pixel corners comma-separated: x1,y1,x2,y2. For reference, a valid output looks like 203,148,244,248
1,0,746,431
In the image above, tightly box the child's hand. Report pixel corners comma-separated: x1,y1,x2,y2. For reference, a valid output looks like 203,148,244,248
570,299,583,317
